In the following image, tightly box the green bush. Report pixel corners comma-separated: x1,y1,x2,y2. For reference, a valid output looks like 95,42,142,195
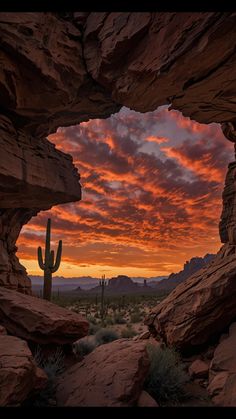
95,328,119,345
144,345,188,404
24,346,65,406
73,336,97,357
113,313,126,324
88,323,100,335
87,315,97,325
105,316,114,325
121,325,137,338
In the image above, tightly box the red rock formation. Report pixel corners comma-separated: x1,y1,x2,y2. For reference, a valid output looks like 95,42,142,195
0,335,47,406
0,12,236,292
84,13,236,124
56,339,150,406
208,322,236,406
188,359,209,379
0,115,81,293
0,286,89,344
145,243,236,352
219,161,236,244
0,13,236,132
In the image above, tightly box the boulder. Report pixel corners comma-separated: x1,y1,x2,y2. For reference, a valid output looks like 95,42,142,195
145,243,236,352
56,339,150,406
188,359,209,379
0,287,89,344
207,322,236,406
137,391,159,407
0,335,47,406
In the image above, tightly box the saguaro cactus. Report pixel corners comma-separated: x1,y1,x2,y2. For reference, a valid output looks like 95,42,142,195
100,274,106,325
37,218,62,301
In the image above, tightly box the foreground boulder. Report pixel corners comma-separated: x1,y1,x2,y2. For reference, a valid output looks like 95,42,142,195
188,359,209,379
56,339,150,406
208,322,236,406
0,287,88,344
145,243,236,352
0,335,47,406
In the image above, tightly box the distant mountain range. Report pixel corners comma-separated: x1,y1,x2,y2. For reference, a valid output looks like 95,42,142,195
30,275,167,293
30,253,216,296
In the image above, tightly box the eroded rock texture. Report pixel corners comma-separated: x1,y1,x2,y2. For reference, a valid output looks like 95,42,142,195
0,115,81,293
208,322,236,406
56,339,150,406
145,243,236,353
219,161,236,244
0,334,47,406
1,13,236,131
0,12,236,292
0,286,89,344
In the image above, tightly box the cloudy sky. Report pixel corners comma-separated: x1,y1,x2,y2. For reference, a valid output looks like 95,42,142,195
17,105,233,278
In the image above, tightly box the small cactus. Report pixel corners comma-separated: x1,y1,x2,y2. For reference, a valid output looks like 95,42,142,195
37,218,62,301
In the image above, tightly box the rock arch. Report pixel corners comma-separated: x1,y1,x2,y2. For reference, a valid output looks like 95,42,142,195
0,12,236,292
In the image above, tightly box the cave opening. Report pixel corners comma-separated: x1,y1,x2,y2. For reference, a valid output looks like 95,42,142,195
15,105,234,291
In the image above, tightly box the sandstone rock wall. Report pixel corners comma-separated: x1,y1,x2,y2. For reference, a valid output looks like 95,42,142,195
145,243,236,353
0,114,81,293
219,161,236,244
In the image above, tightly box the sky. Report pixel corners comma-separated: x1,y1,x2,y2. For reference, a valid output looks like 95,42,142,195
17,105,234,278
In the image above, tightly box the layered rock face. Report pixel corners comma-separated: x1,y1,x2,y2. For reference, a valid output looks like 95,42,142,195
219,161,236,244
208,322,236,406
0,335,47,406
0,12,236,291
145,243,236,352
0,115,81,293
1,13,235,131
0,287,89,344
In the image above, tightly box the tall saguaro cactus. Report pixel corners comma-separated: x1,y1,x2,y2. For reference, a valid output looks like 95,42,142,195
100,274,106,325
37,218,62,301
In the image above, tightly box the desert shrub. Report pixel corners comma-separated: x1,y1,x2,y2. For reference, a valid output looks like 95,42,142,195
24,346,65,406
121,324,137,338
130,312,141,323
144,344,188,404
105,316,114,325
87,315,98,324
73,336,97,357
113,313,126,324
95,328,119,345
88,322,100,335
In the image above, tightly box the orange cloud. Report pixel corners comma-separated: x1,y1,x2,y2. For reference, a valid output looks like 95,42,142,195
145,135,169,144
17,106,233,278
162,146,224,183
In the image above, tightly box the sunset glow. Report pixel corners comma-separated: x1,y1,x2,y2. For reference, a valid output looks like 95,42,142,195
17,106,233,278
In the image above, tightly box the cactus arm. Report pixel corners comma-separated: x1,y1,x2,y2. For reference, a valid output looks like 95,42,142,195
38,246,45,270
51,240,62,273
45,218,51,265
